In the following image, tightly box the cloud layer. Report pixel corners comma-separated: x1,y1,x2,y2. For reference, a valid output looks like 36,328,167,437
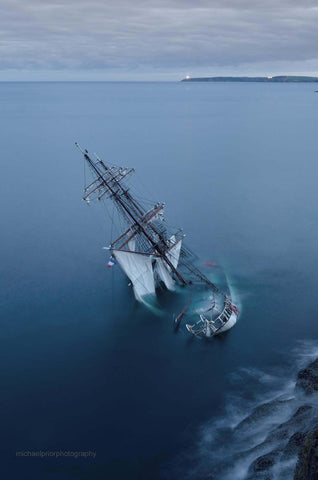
1,0,318,77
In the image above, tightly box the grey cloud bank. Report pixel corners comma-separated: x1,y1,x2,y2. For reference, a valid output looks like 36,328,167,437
1,0,318,80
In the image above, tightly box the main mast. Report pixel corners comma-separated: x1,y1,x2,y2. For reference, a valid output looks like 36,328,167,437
76,143,187,285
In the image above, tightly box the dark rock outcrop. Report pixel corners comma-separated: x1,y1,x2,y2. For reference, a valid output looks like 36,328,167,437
282,432,306,458
203,357,318,479
234,399,293,433
294,426,318,480
265,406,315,445
247,450,280,479
297,359,318,394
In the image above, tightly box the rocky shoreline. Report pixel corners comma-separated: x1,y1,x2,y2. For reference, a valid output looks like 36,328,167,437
243,358,318,480
293,359,318,480
203,357,318,480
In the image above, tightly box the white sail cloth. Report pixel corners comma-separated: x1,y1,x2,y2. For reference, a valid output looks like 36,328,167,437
113,235,182,299
113,250,156,301
155,259,175,290
167,235,182,270
155,236,182,291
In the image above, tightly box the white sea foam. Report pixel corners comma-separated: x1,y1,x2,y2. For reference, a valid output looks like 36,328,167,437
167,340,318,480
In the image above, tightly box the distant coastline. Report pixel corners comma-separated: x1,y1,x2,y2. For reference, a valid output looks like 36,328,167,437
181,75,318,83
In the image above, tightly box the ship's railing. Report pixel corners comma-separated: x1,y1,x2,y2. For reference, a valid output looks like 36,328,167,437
186,299,233,335
215,300,233,325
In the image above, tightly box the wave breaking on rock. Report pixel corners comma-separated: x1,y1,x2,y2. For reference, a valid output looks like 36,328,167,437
167,341,318,480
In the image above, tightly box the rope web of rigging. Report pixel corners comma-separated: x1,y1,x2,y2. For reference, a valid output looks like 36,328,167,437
79,145,228,300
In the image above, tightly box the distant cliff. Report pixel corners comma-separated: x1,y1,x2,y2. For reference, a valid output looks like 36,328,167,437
181,75,318,83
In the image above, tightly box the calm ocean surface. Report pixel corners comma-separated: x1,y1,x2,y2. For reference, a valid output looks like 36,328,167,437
1,81,318,479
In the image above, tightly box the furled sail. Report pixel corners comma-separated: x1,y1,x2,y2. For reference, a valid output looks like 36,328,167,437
113,250,156,301
150,209,164,223
127,238,136,251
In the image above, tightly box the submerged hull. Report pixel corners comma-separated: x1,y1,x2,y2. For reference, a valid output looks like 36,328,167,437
213,310,238,335
186,299,239,337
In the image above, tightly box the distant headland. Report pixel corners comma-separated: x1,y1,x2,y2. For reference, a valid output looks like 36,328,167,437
181,75,318,83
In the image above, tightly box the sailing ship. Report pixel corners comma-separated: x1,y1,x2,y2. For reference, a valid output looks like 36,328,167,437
76,143,238,337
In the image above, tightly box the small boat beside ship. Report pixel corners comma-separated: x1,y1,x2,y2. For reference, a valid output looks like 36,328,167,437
76,143,239,337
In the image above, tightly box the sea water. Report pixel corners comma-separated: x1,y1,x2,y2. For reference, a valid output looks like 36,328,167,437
1,81,318,479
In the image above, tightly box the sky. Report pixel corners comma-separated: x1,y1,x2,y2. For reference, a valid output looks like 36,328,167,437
1,0,318,81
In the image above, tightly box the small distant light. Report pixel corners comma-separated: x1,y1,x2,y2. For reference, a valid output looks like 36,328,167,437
267,76,272,79
185,75,190,80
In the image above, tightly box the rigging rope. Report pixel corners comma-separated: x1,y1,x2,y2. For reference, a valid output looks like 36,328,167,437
83,155,87,191
110,203,115,245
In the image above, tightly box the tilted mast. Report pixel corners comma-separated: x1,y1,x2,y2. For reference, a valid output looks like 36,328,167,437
77,143,228,303
76,143,187,287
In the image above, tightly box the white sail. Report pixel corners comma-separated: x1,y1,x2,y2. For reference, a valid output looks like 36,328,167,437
113,250,155,301
153,235,182,291
167,235,182,270
155,258,175,290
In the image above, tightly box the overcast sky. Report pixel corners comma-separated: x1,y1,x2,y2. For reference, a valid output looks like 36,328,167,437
1,0,318,80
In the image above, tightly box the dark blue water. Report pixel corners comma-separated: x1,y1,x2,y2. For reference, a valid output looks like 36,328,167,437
1,82,318,479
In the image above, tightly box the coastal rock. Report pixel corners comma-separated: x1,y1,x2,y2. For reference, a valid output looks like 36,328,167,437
261,405,315,446
282,431,306,458
234,399,293,433
294,426,318,480
243,405,316,477
297,359,318,394
203,358,318,479
247,450,280,479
